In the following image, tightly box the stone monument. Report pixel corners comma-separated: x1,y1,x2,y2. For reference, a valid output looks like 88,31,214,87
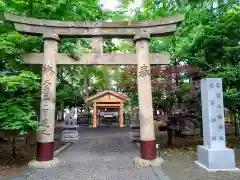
195,78,239,171
61,107,79,142
129,107,140,142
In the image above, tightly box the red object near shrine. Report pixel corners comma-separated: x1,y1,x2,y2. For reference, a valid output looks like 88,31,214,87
118,81,166,87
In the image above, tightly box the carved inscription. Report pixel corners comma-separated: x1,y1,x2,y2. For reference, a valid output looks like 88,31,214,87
209,82,221,88
208,80,225,143
216,83,220,88
40,63,54,136
202,78,226,147
40,107,52,135
43,64,55,74
210,100,215,105
209,83,214,88
43,80,51,100
39,127,51,135
42,108,48,118
218,124,223,130
139,64,150,77
217,114,222,119
212,118,216,123
217,104,222,108
219,136,224,141
212,136,217,141
39,112,51,135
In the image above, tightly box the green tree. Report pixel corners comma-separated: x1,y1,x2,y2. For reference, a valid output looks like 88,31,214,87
0,0,118,128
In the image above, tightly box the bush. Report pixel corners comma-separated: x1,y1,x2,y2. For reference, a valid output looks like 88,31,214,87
0,71,40,134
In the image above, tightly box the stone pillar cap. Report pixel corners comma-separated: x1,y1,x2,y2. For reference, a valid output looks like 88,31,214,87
43,33,60,42
133,31,150,42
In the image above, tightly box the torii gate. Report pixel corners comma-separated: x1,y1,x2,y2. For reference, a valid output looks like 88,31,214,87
4,13,183,168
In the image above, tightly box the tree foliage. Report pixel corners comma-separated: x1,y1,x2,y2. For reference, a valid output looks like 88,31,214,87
0,71,39,134
0,0,116,131
115,0,240,120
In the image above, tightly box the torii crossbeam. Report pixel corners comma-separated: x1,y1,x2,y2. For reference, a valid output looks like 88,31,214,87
22,52,170,65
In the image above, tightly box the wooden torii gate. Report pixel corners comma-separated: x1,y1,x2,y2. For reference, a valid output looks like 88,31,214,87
4,13,183,167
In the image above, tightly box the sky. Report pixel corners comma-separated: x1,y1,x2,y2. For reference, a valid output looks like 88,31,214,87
99,0,144,11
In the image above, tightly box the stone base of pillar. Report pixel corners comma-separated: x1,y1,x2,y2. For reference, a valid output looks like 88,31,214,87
195,145,240,172
37,142,54,161
61,125,79,143
28,157,60,169
133,156,164,168
140,140,156,160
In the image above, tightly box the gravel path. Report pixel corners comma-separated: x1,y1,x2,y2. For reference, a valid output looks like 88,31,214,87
11,128,160,180
6,127,240,180
161,149,240,180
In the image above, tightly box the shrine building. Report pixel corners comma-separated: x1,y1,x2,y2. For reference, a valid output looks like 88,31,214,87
85,90,130,128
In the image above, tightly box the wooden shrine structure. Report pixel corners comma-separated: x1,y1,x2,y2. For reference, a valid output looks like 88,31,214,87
85,90,129,128
4,12,184,166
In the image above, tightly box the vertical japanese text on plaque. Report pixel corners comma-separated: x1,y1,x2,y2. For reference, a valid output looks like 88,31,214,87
208,81,225,143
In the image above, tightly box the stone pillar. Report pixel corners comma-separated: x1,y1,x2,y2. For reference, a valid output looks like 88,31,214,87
119,102,124,128
195,78,239,171
29,34,60,168
93,102,97,128
129,107,140,142
92,37,103,54
134,33,156,160
91,37,103,128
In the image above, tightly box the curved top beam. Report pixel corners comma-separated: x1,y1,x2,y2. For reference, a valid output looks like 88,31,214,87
4,13,184,28
4,13,184,38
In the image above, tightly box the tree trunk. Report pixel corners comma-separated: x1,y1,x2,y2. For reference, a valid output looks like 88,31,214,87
28,0,33,16
167,128,173,146
235,113,239,138
60,99,64,121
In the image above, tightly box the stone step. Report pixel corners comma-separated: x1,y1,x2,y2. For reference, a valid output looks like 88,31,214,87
62,125,79,129
129,132,140,142
131,129,140,133
131,126,140,130
129,135,140,142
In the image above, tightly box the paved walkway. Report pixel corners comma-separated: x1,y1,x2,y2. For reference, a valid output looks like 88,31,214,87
7,127,240,180
15,128,161,180
161,149,240,180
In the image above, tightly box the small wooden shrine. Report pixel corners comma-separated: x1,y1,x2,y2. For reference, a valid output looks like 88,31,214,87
85,90,129,128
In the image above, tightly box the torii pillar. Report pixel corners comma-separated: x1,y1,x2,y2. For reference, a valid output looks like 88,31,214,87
133,32,163,167
134,32,156,160
28,33,60,168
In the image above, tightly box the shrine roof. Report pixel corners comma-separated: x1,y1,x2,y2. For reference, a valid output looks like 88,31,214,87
85,90,130,103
